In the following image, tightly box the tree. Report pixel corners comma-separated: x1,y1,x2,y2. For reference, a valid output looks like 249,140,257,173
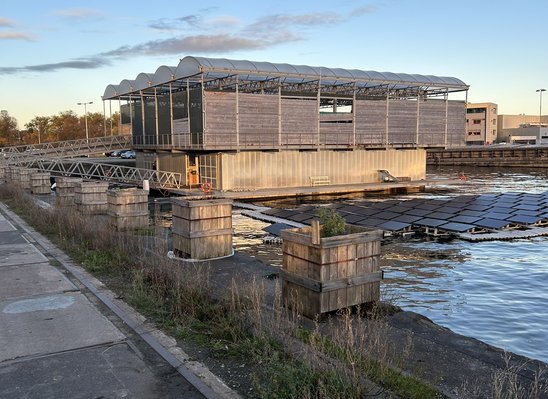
25,116,52,144
0,110,19,146
50,111,83,141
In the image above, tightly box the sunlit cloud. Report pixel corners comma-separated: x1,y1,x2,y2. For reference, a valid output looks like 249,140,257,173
54,8,103,20
148,15,202,32
0,57,110,74
0,31,33,41
0,17,15,27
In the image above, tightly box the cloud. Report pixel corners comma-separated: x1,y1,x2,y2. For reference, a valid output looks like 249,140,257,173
0,57,110,75
0,17,15,27
350,5,379,16
103,34,273,57
0,31,33,41
54,8,103,20
148,15,202,32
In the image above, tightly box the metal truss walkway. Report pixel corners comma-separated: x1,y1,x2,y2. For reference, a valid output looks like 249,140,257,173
1,136,184,190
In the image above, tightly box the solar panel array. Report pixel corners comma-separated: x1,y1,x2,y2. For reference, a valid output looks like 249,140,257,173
261,192,548,234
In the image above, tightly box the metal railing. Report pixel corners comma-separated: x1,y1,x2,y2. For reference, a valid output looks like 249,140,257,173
1,135,132,165
23,157,183,189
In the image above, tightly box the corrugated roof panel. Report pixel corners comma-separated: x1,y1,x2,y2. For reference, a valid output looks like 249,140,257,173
133,73,154,91
153,65,177,85
102,84,119,100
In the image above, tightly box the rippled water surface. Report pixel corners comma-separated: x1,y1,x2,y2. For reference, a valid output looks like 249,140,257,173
232,166,548,363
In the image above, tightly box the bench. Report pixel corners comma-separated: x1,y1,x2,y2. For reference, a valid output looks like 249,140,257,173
310,176,331,186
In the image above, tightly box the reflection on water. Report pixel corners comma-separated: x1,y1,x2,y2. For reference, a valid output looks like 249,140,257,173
232,166,548,363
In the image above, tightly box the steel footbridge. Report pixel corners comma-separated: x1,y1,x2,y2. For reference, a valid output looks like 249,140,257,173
1,135,184,190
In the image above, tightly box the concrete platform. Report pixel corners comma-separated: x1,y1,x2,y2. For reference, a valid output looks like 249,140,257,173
0,292,125,362
0,262,77,300
0,243,48,267
0,342,198,399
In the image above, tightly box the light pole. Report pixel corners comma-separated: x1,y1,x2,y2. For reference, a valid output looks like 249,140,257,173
77,101,93,140
536,89,546,128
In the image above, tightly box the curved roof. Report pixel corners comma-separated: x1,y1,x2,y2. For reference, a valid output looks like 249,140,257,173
104,56,468,98
153,65,177,85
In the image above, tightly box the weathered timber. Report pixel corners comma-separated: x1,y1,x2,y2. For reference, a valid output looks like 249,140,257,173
107,188,149,231
171,198,233,260
281,225,383,318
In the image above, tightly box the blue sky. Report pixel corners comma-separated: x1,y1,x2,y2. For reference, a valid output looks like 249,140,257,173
1,0,547,127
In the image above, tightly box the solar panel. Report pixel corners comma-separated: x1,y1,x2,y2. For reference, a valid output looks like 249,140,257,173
385,205,414,213
374,211,401,220
344,214,367,224
339,205,367,214
512,209,541,217
427,211,456,220
356,218,388,227
450,215,481,224
438,206,463,214
289,213,316,222
413,218,447,227
406,208,434,217
370,202,396,210
416,203,443,211
482,212,513,220
358,208,386,216
464,204,492,211
474,218,511,229
513,204,541,211
459,210,487,217
262,208,286,216
438,222,476,233
507,215,543,225
377,220,411,231
392,214,423,223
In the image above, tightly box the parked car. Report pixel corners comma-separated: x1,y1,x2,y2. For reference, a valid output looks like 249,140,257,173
105,149,125,157
120,150,136,159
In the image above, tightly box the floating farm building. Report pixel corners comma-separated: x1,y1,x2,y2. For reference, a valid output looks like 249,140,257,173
102,56,469,191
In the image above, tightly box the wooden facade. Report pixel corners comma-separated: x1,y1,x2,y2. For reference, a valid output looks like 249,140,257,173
124,90,465,151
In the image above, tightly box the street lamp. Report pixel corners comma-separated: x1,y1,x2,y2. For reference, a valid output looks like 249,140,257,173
77,101,93,140
536,89,546,128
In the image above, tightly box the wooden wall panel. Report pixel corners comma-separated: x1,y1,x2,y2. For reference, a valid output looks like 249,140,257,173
355,100,386,146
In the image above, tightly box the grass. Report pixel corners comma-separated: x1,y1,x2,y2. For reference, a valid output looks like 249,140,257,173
0,184,449,398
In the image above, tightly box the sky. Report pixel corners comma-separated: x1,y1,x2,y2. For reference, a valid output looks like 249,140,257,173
1,0,548,128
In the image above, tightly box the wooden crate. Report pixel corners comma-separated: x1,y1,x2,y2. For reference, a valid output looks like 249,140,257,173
56,177,82,206
281,226,382,318
107,188,149,231
30,172,51,195
171,198,233,260
74,181,109,215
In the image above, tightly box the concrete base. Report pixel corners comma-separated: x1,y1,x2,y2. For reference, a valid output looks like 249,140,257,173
0,342,197,399
0,243,48,266
0,292,125,361
0,263,77,300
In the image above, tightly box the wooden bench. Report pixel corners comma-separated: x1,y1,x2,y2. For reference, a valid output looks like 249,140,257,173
310,176,331,186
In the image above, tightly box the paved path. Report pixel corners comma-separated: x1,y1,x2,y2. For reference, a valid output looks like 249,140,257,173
0,205,206,399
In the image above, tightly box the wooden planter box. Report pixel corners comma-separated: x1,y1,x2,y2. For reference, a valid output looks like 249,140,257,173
74,181,109,215
107,188,149,231
281,225,383,318
171,198,233,260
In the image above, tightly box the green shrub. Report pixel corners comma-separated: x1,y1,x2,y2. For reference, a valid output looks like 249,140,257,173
316,207,347,237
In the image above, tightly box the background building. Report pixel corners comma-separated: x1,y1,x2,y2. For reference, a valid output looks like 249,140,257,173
466,102,498,145
497,114,548,144
103,56,469,190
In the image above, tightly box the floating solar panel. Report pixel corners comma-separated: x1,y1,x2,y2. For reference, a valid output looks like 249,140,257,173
407,208,434,217
385,205,414,213
438,206,463,215
264,223,294,236
438,222,476,233
474,218,511,229
356,218,388,227
289,213,316,222
358,208,385,216
374,211,401,220
482,212,514,220
369,202,395,210
339,205,367,214
416,203,443,211
377,220,411,232
414,218,447,227
458,210,487,217
507,215,544,225
465,204,494,212
393,214,423,223
450,215,482,224
512,209,541,217
262,208,286,216
343,214,367,224
427,211,457,220
513,204,541,211
275,210,298,219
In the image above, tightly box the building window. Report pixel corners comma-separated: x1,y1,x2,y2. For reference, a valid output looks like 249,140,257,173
492,119,496,125
473,119,481,124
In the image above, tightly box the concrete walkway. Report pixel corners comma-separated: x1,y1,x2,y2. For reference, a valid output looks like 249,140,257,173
0,205,207,399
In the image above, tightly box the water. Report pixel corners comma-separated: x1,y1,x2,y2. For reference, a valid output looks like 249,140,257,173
232,166,548,363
